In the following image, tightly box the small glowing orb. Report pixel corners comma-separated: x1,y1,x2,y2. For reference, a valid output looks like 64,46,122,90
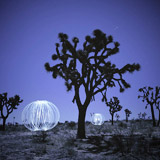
91,113,105,125
21,100,60,131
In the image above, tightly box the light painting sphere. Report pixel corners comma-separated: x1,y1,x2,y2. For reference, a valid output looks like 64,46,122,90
21,100,60,131
91,113,105,125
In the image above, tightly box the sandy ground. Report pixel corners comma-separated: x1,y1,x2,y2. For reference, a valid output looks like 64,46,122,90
0,121,160,160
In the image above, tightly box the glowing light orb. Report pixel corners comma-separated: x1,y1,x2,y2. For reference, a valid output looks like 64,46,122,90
91,113,105,125
22,100,60,131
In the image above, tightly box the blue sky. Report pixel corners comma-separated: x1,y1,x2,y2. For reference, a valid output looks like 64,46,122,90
0,0,160,124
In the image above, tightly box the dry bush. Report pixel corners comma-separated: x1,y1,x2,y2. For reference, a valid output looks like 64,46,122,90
118,121,127,128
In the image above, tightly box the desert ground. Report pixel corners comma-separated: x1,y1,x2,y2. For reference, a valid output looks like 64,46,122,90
0,120,160,160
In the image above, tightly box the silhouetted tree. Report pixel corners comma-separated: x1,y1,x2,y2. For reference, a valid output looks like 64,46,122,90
0,93,23,131
115,114,120,121
105,97,122,125
155,87,160,126
142,112,147,120
124,109,132,122
138,112,142,120
138,86,160,126
45,29,140,138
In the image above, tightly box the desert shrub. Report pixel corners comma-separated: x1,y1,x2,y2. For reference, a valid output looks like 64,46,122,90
60,136,77,158
110,135,125,154
101,126,112,134
68,121,76,129
51,124,61,134
86,124,96,134
48,130,76,149
85,121,90,125
130,119,135,125
65,121,68,124
4,124,29,132
110,134,137,155
125,136,136,153
58,122,63,125
65,147,77,157
86,122,116,136
134,136,148,154
64,136,76,147
147,127,154,138
127,123,137,136
33,144,47,156
113,126,123,136
32,131,49,143
118,122,127,128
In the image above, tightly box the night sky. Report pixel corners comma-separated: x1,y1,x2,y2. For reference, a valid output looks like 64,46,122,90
0,0,160,124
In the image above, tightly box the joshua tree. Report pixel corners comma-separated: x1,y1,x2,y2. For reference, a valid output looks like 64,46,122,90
0,93,23,131
45,29,140,138
155,88,160,126
124,109,132,122
138,86,160,126
105,97,122,125
142,112,147,120
138,112,142,120
115,114,120,121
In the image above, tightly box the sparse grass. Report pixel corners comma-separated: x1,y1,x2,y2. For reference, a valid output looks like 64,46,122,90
118,121,127,128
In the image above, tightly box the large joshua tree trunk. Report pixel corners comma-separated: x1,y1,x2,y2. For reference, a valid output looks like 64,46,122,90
76,87,91,139
150,104,156,126
77,107,87,139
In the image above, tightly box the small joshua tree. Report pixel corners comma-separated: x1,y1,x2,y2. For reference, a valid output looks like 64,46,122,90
0,93,23,131
115,114,120,121
105,97,122,125
138,86,160,126
124,109,132,122
138,112,142,120
142,112,147,120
